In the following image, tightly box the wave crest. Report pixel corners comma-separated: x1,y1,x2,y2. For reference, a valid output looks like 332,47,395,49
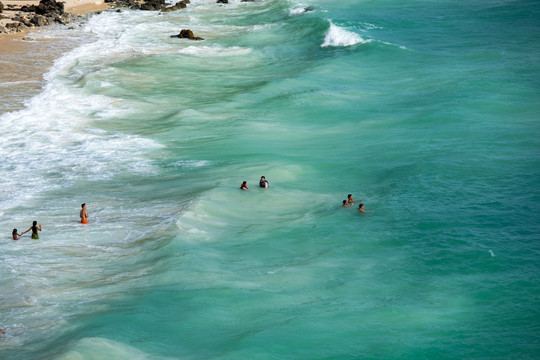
322,21,368,48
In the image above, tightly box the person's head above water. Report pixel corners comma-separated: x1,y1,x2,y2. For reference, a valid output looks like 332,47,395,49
12,229,18,235
81,203,86,209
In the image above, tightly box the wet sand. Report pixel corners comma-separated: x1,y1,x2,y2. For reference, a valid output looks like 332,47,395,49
0,0,111,114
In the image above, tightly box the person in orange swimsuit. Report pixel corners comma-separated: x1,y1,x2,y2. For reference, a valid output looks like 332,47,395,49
80,203,89,224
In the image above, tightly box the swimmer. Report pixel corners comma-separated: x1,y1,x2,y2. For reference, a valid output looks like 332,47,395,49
358,203,366,213
0,329,5,335
21,221,41,239
259,176,269,188
240,181,248,190
80,203,89,224
12,229,22,240
342,200,351,207
347,194,356,205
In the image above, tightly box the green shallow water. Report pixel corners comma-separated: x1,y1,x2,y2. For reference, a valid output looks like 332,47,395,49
0,0,539,359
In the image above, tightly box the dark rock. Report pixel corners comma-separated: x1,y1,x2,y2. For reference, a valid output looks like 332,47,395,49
162,1,186,12
6,21,25,32
30,14,47,26
13,15,33,27
55,13,72,25
217,0,228,3
139,0,166,11
170,29,203,40
0,2,4,14
21,0,64,16
241,0,255,2
304,6,314,12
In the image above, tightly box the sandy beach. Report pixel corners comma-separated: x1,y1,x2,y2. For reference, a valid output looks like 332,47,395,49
0,0,110,114
0,0,110,42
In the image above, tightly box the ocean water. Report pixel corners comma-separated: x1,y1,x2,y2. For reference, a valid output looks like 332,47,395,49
1,0,539,358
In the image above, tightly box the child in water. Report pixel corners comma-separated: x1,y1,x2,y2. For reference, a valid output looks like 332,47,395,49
21,221,41,239
12,229,22,240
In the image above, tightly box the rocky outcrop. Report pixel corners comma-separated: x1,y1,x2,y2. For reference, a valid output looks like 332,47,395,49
0,1,4,14
20,0,64,15
106,0,190,11
0,0,74,34
139,0,166,11
170,29,203,40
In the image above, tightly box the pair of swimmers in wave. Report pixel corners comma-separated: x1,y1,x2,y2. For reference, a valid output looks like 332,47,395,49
11,203,89,240
342,194,366,212
240,176,269,190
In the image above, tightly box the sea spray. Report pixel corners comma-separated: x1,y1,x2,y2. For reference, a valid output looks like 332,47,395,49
321,20,367,47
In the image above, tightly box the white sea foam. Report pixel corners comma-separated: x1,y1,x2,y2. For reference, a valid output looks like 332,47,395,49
178,45,252,57
290,7,306,16
171,160,211,168
56,337,174,360
0,35,164,211
321,21,369,48
289,4,315,16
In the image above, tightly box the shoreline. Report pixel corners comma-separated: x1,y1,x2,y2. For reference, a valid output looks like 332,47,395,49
0,0,111,43
0,0,111,114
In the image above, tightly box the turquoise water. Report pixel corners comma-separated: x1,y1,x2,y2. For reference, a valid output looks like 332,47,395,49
1,0,539,358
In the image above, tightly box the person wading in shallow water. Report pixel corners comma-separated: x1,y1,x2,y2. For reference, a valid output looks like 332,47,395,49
80,203,89,224
259,176,269,188
21,221,41,239
12,229,22,240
